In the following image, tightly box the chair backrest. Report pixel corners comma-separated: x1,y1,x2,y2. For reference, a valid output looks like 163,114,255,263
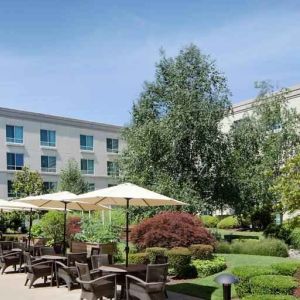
0,241,12,251
40,247,55,256
154,255,168,264
67,252,88,267
91,254,109,269
23,252,33,273
13,242,26,251
146,263,168,283
90,247,100,256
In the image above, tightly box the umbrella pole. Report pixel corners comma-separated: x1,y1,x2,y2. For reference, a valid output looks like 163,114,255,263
28,208,33,249
63,202,67,255
125,198,130,267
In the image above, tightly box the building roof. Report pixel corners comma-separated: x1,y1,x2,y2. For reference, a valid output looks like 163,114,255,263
0,106,123,132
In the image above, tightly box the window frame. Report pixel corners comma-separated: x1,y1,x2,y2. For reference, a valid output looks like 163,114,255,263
81,159,94,175
80,135,94,151
106,138,119,153
40,129,56,147
107,161,119,176
6,125,23,144
7,153,24,170
41,155,57,173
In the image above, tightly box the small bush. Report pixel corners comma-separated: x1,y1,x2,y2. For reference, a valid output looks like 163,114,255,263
216,239,288,257
128,253,149,264
200,215,218,228
232,265,277,297
271,262,300,276
290,228,300,249
264,223,292,244
192,256,226,277
40,211,65,244
167,247,196,279
67,215,81,239
31,223,43,238
130,211,215,250
217,216,239,229
250,275,297,295
243,295,297,300
145,247,167,263
189,244,213,259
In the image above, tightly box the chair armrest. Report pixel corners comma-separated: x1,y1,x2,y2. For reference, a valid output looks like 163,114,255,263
76,273,116,285
55,261,68,269
126,275,165,288
126,274,147,285
31,260,53,268
1,252,21,259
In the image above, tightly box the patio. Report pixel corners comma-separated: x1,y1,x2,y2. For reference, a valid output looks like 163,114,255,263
0,271,202,300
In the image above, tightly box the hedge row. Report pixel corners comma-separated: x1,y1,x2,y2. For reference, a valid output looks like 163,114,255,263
200,215,239,229
243,295,297,300
192,256,226,277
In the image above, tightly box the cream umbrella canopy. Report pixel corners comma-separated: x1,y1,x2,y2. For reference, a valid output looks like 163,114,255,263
16,191,110,254
72,183,187,266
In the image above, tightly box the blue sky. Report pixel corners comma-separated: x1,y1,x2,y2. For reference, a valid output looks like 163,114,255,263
0,0,299,126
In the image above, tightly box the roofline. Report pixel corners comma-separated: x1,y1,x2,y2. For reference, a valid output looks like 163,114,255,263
0,106,123,132
232,83,300,115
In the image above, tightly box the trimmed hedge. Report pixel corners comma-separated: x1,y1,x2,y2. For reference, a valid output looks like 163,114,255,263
290,227,300,249
271,262,300,276
189,244,213,259
200,215,218,228
166,247,197,279
243,295,297,300
217,216,238,229
128,253,149,264
216,238,289,257
250,275,297,295
145,247,166,263
232,265,277,297
192,256,226,277
224,234,259,243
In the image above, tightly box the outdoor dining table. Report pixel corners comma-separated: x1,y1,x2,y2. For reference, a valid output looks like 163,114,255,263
98,264,147,299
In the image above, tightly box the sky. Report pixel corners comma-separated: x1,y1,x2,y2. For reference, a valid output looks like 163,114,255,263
0,0,299,126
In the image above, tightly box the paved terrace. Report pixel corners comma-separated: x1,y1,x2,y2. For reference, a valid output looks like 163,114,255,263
0,270,203,300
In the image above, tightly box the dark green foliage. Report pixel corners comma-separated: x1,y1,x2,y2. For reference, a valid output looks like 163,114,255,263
128,253,149,264
192,256,226,277
217,216,239,229
250,206,273,230
145,247,167,263
200,215,218,228
290,227,300,249
39,211,64,244
250,275,297,295
189,244,213,259
232,265,277,297
243,295,297,300
271,262,300,276
4,211,26,232
264,223,292,245
223,234,259,243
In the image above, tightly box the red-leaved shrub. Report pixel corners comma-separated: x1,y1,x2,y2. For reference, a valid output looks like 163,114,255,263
130,211,215,250
67,215,81,239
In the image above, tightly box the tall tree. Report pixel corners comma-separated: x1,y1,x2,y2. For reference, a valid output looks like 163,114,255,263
120,44,231,213
228,82,300,220
12,166,44,197
59,159,89,195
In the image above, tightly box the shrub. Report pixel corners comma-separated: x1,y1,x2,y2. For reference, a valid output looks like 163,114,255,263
67,215,81,239
192,256,226,277
200,215,218,228
189,244,213,259
290,228,300,249
40,211,65,244
250,275,297,295
232,265,277,297
31,223,43,237
128,253,149,264
271,262,300,276
217,216,239,229
243,295,297,300
264,223,292,244
145,247,167,263
223,234,259,243
167,247,196,279
130,212,215,250
217,238,288,257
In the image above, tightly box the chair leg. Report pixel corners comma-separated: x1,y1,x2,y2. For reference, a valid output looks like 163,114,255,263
24,278,29,286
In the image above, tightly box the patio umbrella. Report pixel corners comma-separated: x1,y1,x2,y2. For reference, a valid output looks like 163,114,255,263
16,191,110,254
72,183,187,266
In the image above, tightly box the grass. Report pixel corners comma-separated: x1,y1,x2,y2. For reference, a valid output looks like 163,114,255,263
167,254,299,300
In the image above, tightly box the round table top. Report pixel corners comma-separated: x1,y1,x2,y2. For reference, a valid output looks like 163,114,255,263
99,264,147,274
41,255,67,260
11,248,23,252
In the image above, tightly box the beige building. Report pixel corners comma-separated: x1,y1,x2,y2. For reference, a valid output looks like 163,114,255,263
0,107,123,199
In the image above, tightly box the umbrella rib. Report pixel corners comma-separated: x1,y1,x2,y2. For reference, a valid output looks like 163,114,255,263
94,197,105,206
76,202,85,211
142,199,150,206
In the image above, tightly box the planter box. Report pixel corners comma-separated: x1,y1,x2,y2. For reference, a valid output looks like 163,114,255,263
70,240,117,257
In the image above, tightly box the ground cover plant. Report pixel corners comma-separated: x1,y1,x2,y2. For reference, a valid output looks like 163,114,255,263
192,256,226,277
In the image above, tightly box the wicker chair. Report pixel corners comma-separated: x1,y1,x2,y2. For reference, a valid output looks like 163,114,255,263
0,241,13,254
40,247,56,256
23,252,53,288
0,246,22,274
154,255,168,264
126,263,168,300
91,254,110,270
76,262,117,300
55,252,88,290
90,247,100,256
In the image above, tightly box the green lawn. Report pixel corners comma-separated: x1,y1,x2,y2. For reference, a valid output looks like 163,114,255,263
167,254,299,300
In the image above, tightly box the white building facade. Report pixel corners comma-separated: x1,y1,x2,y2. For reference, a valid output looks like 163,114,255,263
0,107,123,199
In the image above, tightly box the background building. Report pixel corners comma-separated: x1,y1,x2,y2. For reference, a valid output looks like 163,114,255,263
0,107,123,199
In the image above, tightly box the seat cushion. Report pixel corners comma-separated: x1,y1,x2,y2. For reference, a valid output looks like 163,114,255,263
131,282,164,293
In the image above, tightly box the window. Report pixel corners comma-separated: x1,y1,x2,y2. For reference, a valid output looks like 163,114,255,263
81,159,94,174
80,135,93,151
88,183,95,192
40,129,56,147
41,156,56,172
107,161,119,176
7,180,19,198
6,125,23,144
106,138,119,153
7,153,24,170
43,181,57,193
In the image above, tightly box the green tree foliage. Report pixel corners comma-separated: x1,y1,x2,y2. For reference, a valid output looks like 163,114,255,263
12,166,44,197
228,81,300,218
272,152,300,211
120,44,231,213
59,159,89,194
